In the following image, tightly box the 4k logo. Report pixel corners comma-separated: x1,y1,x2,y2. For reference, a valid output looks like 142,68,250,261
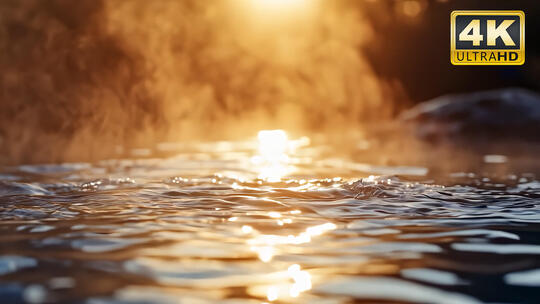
451,11,525,65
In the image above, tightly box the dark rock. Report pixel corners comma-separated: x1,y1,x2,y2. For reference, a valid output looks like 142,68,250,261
399,88,540,143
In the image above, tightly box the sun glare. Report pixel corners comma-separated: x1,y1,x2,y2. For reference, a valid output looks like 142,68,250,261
251,130,310,181
253,0,309,11
252,130,291,181
257,130,289,162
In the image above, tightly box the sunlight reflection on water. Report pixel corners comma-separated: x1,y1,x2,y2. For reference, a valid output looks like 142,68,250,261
0,131,539,303
251,129,310,182
248,222,337,263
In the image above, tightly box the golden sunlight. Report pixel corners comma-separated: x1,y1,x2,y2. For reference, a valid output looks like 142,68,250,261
251,130,292,182
287,264,312,297
252,0,309,12
257,130,289,162
259,264,312,301
248,222,337,263
251,130,310,181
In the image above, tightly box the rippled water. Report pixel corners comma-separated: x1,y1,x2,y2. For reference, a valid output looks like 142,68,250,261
1,133,539,304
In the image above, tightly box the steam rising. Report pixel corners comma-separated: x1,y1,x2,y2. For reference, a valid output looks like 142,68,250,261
0,0,398,164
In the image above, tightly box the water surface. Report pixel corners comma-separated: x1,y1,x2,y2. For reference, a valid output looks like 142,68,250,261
1,133,539,304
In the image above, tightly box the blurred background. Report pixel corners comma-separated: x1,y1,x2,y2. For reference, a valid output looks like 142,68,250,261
0,0,538,164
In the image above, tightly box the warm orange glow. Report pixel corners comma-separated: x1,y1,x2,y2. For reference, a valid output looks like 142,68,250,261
0,0,397,165
257,130,289,162
251,130,292,181
267,285,279,301
250,130,311,181
288,264,312,297
268,211,282,218
258,264,312,301
241,225,254,234
251,0,310,12
248,222,337,262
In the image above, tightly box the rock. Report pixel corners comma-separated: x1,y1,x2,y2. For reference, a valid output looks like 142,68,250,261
399,88,540,143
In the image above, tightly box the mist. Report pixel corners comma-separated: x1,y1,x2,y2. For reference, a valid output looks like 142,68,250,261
0,0,405,165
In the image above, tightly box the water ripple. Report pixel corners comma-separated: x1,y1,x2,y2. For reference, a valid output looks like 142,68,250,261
0,140,539,303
